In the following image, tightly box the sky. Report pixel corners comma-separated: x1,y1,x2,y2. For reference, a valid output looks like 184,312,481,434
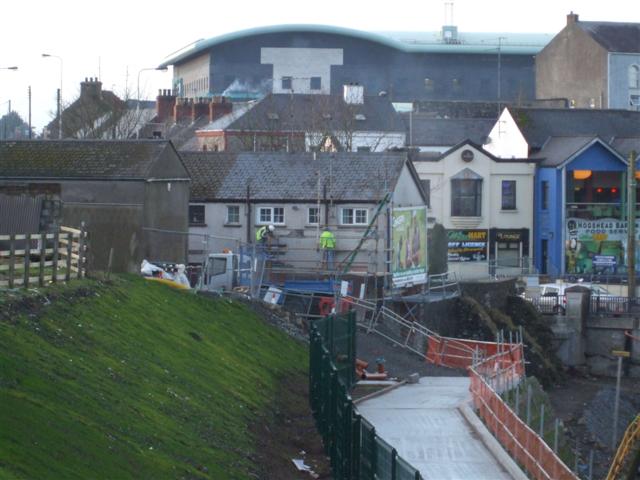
1,0,638,133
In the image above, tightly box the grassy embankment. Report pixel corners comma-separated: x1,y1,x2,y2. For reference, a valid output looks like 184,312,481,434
0,275,306,479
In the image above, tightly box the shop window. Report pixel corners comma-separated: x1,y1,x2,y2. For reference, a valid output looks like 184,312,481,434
501,180,516,210
189,205,205,225
451,178,482,216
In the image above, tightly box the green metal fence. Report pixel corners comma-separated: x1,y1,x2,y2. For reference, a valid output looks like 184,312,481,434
309,312,423,480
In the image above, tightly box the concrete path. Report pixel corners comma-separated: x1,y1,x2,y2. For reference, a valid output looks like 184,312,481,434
357,377,515,480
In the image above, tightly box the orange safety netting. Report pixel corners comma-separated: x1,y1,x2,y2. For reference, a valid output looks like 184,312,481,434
469,360,577,480
426,336,524,374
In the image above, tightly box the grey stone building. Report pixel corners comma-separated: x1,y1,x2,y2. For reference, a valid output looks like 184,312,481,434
0,140,190,272
181,151,427,276
536,13,640,110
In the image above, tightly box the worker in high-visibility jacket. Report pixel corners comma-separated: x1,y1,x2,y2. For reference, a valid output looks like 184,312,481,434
319,227,336,271
256,225,275,257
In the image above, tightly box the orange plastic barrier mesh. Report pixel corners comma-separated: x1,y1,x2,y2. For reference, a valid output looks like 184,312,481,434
469,364,577,480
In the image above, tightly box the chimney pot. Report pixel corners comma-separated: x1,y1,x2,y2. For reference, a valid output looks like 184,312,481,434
567,11,579,25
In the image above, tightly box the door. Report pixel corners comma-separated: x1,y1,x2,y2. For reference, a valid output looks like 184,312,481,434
541,239,548,274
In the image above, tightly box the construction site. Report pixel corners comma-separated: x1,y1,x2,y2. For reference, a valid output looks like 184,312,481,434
138,187,640,480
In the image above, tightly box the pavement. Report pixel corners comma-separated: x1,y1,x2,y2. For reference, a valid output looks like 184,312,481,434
356,376,522,480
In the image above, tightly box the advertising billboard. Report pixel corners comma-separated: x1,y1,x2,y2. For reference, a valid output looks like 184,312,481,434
565,217,640,274
447,229,488,262
391,206,428,287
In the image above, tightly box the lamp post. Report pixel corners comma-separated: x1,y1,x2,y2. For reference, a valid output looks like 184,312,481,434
42,53,63,139
136,66,168,138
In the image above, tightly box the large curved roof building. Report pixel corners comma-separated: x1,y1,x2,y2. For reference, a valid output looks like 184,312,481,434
160,24,552,103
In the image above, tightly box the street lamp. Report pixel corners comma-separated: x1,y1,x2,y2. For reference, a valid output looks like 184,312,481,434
42,53,63,139
136,66,168,139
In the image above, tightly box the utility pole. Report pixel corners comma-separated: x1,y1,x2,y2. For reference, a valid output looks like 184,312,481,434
28,86,32,139
628,150,637,302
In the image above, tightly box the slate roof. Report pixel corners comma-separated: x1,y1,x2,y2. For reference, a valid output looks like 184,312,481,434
577,21,640,53
0,140,184,179
198,94,405,134
530,136,611,167
403,114,494,146
509,108,640,151
181,152,415,202
611,137,640,159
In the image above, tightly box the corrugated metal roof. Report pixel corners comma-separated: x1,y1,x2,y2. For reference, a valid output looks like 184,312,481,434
160,24,551,67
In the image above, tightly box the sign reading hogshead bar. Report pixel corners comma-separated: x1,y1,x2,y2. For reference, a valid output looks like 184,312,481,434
447,229,488,262
565,217,640,274
391,206,428,287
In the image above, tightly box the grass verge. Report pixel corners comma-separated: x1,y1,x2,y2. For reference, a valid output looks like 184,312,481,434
0,275,307,479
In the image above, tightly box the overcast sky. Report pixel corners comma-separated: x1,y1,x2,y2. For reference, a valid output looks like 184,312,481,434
1,0,638,133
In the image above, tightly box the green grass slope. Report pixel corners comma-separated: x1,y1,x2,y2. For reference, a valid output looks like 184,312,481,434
0,276,307,479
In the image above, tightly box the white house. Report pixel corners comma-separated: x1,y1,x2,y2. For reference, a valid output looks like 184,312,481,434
413,140,536,279
182,151,427,283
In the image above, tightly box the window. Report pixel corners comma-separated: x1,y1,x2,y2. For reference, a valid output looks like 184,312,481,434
451,179,482,216
226,205,240,224
424,78,434,91
629,65,640,89
420,179,431,207
501,180,516,210
356,146,371,152
308,207,320,225
631,94,640,111
541,181,549,210
257,207,285,225
341,208,368,225
354,113,366,121
281,76,292,90
207,257,227,276
310,77,321,90
189,205,205,225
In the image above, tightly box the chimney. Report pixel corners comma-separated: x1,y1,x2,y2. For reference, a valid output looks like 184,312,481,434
567,11,579,25
156,89,176,123
174,97,193,123
209,96,232,122
192,97,210,121
343,83,364,105
80,77,103,99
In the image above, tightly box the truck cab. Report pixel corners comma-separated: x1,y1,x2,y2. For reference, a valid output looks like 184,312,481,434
200,253,239,291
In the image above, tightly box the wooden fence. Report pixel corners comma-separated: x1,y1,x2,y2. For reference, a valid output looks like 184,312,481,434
0,225,88,288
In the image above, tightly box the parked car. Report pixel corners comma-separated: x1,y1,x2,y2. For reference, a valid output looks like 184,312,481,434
523,283,627,315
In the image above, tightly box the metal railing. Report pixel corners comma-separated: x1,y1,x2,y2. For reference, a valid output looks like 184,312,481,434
523,294,639,316
310,312,423,479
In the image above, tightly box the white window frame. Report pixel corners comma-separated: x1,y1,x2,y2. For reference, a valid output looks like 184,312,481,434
226,205,240,224
307,207,320,225
256,206,285,225
340,207,369,226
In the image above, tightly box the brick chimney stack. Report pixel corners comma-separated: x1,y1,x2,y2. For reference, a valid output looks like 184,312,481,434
567,11,579,25
156,89,176,123
80,77,102,99
209,96,232,122
192,98,210,121
174,97,193,123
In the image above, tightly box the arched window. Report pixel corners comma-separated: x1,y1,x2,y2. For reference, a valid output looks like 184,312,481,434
629,65,640,89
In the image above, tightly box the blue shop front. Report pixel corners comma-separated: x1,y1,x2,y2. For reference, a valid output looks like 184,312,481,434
533,138,636,277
